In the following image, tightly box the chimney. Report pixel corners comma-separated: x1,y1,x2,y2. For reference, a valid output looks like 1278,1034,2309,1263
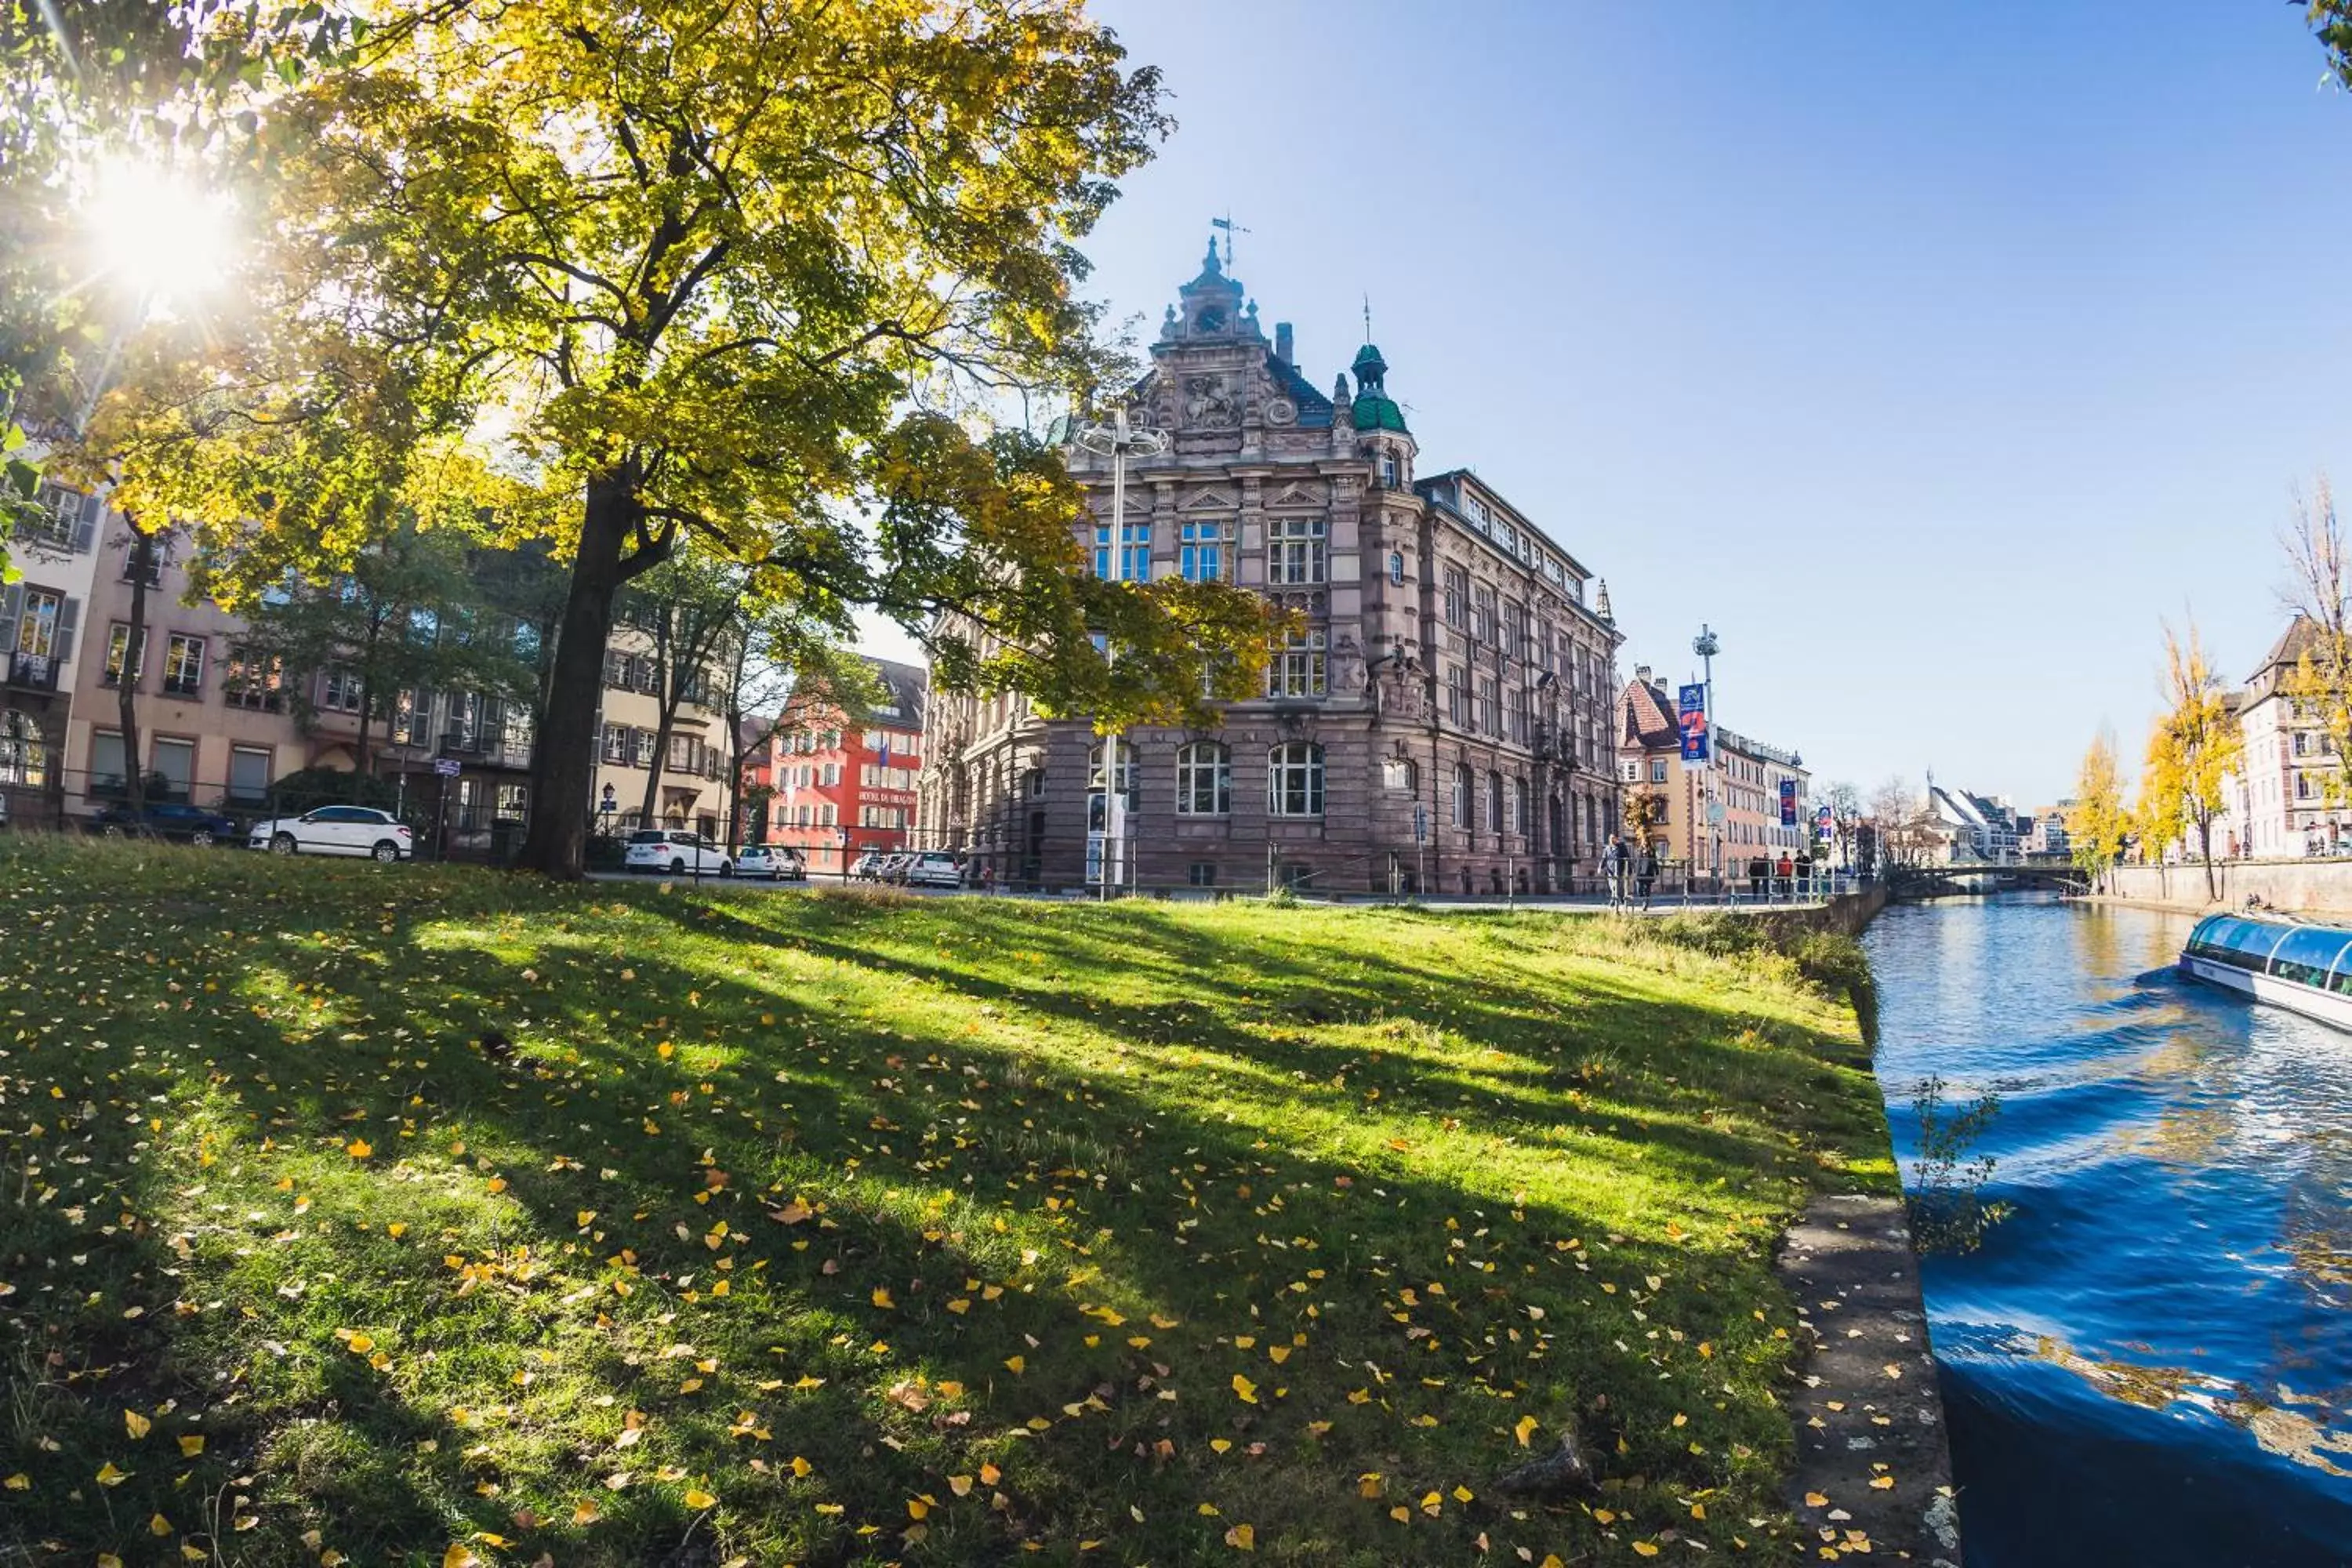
1274,321,1294,365
1633,664,1652,688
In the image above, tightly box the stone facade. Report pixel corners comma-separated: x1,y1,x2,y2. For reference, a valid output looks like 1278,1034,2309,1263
918,242,1624,895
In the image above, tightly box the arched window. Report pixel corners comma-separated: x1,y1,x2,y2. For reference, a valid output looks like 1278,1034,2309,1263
1453,762,1473,827
1381,756,1417,793
1268,742,1324,818
1486,771,1504,836
1175,741,1232,815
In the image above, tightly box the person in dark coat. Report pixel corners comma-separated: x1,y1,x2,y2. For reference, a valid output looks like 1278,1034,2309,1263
1638,843,1661,909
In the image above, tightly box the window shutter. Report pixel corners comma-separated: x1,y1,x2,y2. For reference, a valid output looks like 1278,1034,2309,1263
53,597,79,664
0,583,20,653
67,495,100,553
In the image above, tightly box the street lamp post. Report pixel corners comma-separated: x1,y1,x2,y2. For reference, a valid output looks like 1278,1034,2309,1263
1693,624,1721,887
1073,408,1167,899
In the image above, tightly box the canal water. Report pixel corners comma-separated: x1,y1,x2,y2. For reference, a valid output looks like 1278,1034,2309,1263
1865,896,2352,1566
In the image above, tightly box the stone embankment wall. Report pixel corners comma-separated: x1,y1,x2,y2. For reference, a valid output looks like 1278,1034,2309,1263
2102,859,2352,916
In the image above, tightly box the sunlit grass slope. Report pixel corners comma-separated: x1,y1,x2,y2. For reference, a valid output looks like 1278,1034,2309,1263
0,839,1890,1567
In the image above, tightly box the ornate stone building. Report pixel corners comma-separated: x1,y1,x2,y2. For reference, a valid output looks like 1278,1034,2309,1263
917,241,1623,895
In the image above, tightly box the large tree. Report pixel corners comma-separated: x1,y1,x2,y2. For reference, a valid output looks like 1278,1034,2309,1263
139,0,1273,878
2137,619,2242,900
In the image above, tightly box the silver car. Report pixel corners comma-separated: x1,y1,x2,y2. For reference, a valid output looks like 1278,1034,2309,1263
732,844,806,881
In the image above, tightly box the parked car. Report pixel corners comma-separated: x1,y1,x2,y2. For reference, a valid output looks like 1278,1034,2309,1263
877,851,914,884
623,828,732,877
247,805,413,862
732,844,806,881
91,800,245,846
902,851,964,889
850,851,884,881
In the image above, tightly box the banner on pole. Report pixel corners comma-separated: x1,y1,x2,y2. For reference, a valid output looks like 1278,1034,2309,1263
1780,779,1798,826
1677,684,1710,767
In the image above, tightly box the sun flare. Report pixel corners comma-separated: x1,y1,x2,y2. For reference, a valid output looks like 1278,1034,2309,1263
82,159,238,310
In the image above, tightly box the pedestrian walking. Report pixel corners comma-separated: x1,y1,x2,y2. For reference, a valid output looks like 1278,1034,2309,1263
1602,834,1626,909
1638,843,1660,909
1776,850,1794,901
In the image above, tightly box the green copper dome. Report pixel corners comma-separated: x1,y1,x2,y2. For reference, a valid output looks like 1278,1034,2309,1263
1349,343,1408,433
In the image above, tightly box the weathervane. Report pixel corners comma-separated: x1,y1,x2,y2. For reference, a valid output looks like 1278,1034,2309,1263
1210,213,1250,270
1363,294,1373,341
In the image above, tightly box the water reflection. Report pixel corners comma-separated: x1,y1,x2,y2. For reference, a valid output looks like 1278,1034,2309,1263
1867,898,2352,1566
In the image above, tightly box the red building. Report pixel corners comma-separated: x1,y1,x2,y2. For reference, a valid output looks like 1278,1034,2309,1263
753,657,925,876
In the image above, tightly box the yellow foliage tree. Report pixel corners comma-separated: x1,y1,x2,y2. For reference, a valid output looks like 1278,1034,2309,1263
2136,620,2243,901
2066,730,2128,891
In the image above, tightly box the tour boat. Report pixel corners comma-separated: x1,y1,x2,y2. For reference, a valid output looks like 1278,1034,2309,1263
2177,913,2352,1032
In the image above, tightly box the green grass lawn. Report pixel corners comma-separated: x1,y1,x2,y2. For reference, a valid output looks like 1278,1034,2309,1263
0,840,1892,1567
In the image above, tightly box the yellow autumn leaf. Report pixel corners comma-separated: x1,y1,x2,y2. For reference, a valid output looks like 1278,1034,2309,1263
1633,1545,1661,1559
978,1462,1002,1486
2,1473,27,1490
1224,1523,1255,1551
150,1514,173,1536
572,1501,601,1525
1513,1414,1539,1446
1870,1475,1896,1490
96,1462,130,1486
1231,1373,1259,1404
948,1475,973,1497
178,1435,205,1457
346,1138,372,1159
1004,1356,1025,1375
871,1287,894,1309
1804,1492,1829,1508
124,1410,151,1439
684,1488,717,1509
441,1546,478,1568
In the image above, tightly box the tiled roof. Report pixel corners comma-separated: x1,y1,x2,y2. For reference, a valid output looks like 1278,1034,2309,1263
2252,614,2324,681
1621,678,1677,747
1265,352,1335,430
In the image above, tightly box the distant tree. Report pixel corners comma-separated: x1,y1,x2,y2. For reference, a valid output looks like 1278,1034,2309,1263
2280,477,2352,809
616,554,753,830
1822,779,1864,867
223,523,539,777
2137,619,2243,900
2067,731,2129,890
1868,776,1927,868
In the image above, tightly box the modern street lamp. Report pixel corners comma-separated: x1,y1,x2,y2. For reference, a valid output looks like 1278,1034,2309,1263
1073,408,1167,898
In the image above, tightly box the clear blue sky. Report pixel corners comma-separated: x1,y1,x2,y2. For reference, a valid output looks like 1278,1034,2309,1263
870,2,2352,806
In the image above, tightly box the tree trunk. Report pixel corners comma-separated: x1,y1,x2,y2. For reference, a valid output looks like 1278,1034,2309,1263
517,473,637,878
118,527,152,816
356,673,376,777
641,691,681,829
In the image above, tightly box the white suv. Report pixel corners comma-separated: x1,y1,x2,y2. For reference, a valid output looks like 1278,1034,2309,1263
624,829,731,876
249,806,413,862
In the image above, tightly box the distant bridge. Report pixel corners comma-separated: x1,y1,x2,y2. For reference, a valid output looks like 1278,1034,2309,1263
1889,861,2087,898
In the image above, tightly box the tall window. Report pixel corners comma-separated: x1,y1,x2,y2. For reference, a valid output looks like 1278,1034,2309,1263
1537,619,1555,673
103,624,147,688
320,666,364,712
0,712,45,788
1486,771,1504,835
1446,664,1469,727
1267,628,1327,699
1094,521,1150,580
1478,676,1500,737
1267,516,1326,585
1453,761,1473,827
1504,687,1526,744
1175,741,1232,815
14,588,64,657
1267,742,1324,817
1179,521,1225,583
1512,777,1530,838
1443,566,1468,627
162,633,205,697
1472,585,1496,645
1388,552,1405,586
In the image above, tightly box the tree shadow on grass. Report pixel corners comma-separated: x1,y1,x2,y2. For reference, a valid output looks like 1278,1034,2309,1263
2,855,1871,1567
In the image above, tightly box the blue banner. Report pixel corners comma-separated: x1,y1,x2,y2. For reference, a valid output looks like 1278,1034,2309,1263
1677,684,1710,765
1780,779,1798,826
